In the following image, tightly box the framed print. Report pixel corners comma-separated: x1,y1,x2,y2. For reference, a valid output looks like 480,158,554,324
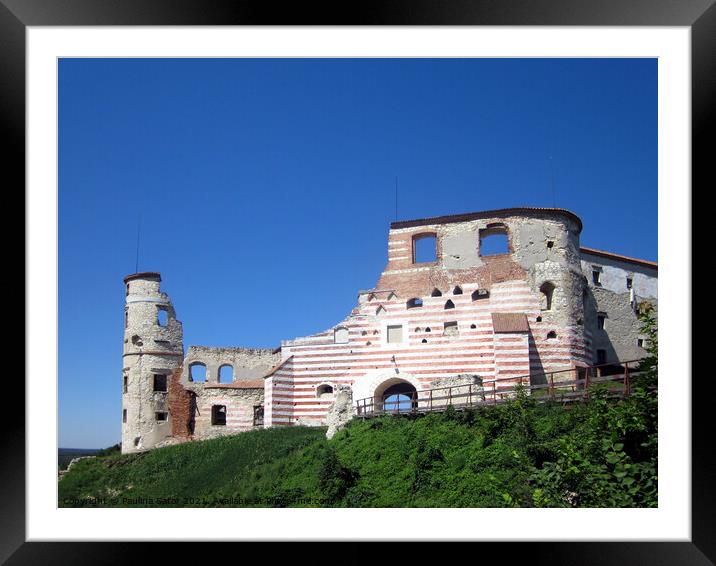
5,0,709,562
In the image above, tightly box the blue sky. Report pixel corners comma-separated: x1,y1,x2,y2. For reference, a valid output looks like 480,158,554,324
59,58,657,448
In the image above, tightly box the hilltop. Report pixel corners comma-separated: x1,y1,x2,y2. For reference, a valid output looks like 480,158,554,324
59,376,657,508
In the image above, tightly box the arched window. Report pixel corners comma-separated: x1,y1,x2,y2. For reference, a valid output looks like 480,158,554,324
453,286,463,295
412,233,437,263
316,384,334,398
547,331,557,340
334,327,349,344
219,365,233,384
431,288,443,297
444,299,455,310
189,362,207,383
406,298,423,309
540,282,556,311
479,224,509,256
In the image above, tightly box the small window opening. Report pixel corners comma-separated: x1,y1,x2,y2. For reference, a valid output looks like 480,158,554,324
479,224,509,256
444,299,455,310
123,375,128,393
540,282,556,311
547,331,557,339
470,323,477,329
597,312,607,330
407,298,423,309
189,363,207,383
157,307,169,327
421,338,428,344
153,373,168,392
414,327,421,332
122,409,127,423
155,412,168,422
592,269,602,286
361,330,368,336
637,338,646,348
547,241,554,249
413,233,437,263
134,437,141,447
596,349,607,364
577,318,583,325
125,284,130,296
219,365,233,384
626,277,633,290
431,288,442,297
253,405,264,427
124,309,128,328
453,286,463,295
212,405,227,426
316,384,334,398
387,324,403,344
536,316,542,322
444,321,459,336
425,327,431,333
334,327,349,344
471,289,489,301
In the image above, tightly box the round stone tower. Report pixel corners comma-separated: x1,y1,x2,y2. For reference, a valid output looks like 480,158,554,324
121,272,183,453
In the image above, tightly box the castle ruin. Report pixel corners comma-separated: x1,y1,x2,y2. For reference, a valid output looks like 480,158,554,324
121,207,657,453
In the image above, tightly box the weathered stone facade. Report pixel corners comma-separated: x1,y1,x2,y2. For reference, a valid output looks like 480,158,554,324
120,208,657,452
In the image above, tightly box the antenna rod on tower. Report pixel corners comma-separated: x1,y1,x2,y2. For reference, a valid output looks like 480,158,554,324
135,213,141,274
549,155,556,208
395,176,398,221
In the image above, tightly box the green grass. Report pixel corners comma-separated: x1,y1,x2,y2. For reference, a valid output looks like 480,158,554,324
59,380,657,508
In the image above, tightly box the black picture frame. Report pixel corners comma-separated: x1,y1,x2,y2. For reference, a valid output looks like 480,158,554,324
5,0,706,562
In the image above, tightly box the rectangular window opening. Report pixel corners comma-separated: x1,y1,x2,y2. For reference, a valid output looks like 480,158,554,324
413,234,437,263
253,405,264,427
386,324,403,344
153,373,168,392
596,349,607,364
597,313,607,330
212,405,227,426
155,412,168,422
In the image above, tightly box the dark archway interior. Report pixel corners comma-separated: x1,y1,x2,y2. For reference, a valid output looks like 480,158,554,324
382,382,418,412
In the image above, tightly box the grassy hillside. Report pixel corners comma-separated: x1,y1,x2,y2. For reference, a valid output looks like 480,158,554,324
60,300,658,509
59,380,657,508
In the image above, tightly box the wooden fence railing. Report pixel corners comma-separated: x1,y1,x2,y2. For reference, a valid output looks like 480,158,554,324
354,359,647,418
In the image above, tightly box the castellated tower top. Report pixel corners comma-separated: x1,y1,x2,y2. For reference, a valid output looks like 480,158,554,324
124,271,161,283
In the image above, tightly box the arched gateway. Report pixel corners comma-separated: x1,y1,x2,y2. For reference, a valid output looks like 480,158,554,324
375,378,418,413
352,372,424,416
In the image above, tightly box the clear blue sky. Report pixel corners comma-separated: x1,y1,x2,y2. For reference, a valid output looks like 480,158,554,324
59,58,657,448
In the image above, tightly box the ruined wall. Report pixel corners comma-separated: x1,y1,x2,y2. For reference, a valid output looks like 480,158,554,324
182,346,279,384
122,273,184,454
178,346,278,438
581,250,658,364
275,209,590,427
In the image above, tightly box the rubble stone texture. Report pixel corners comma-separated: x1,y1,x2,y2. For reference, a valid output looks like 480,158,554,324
121,208,657,453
